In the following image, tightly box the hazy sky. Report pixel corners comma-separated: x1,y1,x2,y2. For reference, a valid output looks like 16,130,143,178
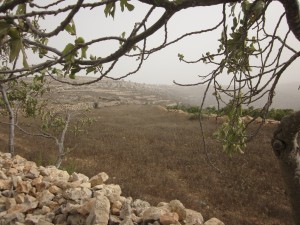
37,0,299,86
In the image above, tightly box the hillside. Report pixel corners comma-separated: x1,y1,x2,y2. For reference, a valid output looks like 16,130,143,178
0,77,296,225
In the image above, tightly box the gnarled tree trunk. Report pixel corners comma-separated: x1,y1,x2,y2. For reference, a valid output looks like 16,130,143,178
272,111,300,225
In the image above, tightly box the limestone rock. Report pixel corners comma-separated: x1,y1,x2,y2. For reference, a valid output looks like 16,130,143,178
0,170,8,179
35,181,51,193
62,203,81,214
142,207,168,221
111,200,123,216
16,180,32,194
0,179,12,190
77,198,96,216
109,215,121,225
13,155,27,164
89,172,109,187
25,213,45,224
37,190,55,207
169,200,186,221
120,216,134,225
63,187,92,203
93,184,121,203
119,200,132,219
5,197,17,210
86,196,110,225
31,177,43,187
1,211,25,224
185,209,204,225
53,213,68,224
48,185,62,195
70,172,89,183
0,152,224,225
53,180,75,190
132,199,150,216
25,166,40,179
159,212,179,225
15,194,25,205
204,218,225,225
0,196,6,212
37,219,54,225
67,214,86,225
6,167,19,176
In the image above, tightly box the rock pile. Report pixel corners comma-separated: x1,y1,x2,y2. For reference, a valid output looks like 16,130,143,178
0,152,224,225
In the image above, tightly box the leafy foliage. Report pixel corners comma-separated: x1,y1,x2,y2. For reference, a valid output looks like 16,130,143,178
166,104,294,121
213,98,246,155
0,77,48,118
167,100,294,155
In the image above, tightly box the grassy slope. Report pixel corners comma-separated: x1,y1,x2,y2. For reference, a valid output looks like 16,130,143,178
0,104,294,225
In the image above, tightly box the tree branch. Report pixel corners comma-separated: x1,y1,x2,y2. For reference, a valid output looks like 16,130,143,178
278,0,300,41
0,0,27,13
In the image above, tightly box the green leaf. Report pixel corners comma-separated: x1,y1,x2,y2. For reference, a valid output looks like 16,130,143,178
16,4,26,14
69,73,76,79
65,20,76,35
8,28,20,39
75,37,85,45
86,67,96,75
104,3,116,18
21,45,29,68
120,0,134,12
81,46,88,59
9,38,22,62
62,43,76,62
178,53,184,61
75,37,87,59
0,21,10,37
125,2,134,11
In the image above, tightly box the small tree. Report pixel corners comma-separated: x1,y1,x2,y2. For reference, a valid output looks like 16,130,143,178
0,76,47,155
39,110,94,168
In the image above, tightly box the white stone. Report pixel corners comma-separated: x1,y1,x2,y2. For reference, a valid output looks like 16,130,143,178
63,187,92,203
142,207,168,221
86,196,110,225
0,179,12,190
169,200,186,221
185,209,204,225
5,198,17,210
36,190,55,207
132,199,150,216
25,214,45,224
89,172,109,187
0,170,8,179
69,172,89,183
204,218,225,225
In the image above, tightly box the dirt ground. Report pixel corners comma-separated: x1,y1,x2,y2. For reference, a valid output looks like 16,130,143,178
0,104,294,225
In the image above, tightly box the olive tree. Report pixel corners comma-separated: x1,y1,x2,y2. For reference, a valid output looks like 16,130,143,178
0,0,300,223
0,76,46,155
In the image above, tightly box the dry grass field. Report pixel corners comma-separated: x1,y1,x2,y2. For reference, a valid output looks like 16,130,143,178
0,104,294,225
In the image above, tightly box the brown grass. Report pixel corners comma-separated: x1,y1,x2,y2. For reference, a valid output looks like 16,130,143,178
0,104,294,225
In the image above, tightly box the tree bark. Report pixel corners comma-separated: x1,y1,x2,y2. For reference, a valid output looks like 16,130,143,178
0,84,15,155
278,0,300,42
272,111,300,225
55,114,71,168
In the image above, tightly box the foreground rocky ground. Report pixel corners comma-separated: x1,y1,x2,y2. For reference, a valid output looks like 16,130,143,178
0,152,224,225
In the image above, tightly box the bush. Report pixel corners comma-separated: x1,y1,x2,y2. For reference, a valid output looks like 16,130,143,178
166,104,294,121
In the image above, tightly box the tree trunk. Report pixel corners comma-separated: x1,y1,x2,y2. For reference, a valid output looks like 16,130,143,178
272,111,300,225
0,84,15,155
55,114,71,168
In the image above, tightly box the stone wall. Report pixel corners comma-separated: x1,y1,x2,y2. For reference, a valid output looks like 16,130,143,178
0,152,224,225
